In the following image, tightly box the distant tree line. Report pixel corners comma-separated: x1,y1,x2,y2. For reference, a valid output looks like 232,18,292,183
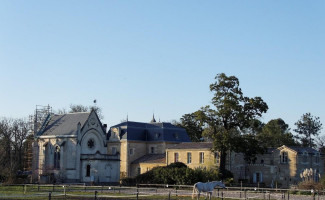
0,118,32,183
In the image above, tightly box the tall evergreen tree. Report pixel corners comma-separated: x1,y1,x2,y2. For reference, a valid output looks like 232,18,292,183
257,118,297,147
294,113,322,148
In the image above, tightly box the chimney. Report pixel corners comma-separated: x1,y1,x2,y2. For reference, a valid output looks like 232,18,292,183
103,124,107,133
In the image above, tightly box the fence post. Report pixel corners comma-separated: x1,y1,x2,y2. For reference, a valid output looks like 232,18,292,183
168,191,171,200
136,189,139,200
221,189,224,200
268,192,270,200
313,191,316,200
38,183,40,191
218,188,220,197
245,189,247,200
258,182,260,191
241,181,242,191
240,191,241,199
95,190,98,200
176,187,178,197
48,192,52,200
52,184,55,192
63,186,66,198
287,190,289,200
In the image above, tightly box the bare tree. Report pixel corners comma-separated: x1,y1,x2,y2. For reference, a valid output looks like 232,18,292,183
69,104,104,119
69,104,89,113
0,118,30,183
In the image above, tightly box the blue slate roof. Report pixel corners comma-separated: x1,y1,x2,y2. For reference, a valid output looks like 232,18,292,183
267,145,320,155
287,146,320,155
109,121,191,142
39,112,90,136
131,154,166,164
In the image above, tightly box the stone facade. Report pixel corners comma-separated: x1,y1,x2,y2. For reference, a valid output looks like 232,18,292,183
166,143,219,169
166,143,324,188
33,111,120,184
107,120,191,178
233,145,324,188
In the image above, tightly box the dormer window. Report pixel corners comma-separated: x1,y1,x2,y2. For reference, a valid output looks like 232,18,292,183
155,133,160,139
112,147,117,155
280,151,288,163
303,151,308,163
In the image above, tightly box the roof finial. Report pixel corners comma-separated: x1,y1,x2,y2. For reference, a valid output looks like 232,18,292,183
126,113,128,122
151,113,156,123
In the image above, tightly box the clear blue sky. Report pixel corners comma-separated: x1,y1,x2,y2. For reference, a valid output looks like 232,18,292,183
1,1,324,136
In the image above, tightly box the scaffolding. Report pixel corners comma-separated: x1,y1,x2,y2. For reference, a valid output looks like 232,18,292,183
29,105,52,136
27,105,52,181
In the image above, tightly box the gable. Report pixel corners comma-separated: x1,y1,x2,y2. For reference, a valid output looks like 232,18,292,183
79,110,107,149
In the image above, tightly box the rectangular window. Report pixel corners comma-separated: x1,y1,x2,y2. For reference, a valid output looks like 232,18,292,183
137,167,141,175
199,152,204,164
129,148,134,155
174,153,179,163
150,147,155,154
187,152,192,164
215,152,219,164
112,147,117,155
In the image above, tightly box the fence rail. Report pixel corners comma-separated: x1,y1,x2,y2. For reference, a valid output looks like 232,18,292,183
0,184,324,199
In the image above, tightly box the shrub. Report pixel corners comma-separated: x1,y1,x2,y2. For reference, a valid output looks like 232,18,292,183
298,181,323,191
122,162,223,186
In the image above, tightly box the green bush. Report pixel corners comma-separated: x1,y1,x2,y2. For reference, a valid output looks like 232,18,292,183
121,162,227,186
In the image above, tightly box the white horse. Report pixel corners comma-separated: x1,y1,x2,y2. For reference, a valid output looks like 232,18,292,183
192,181,225,200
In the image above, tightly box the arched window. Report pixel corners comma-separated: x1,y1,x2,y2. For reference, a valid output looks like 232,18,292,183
86,164,91,177
54,146,60,169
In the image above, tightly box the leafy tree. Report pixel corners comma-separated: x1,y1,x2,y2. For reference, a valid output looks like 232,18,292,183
233,134,265,164
294,113,323,148
257,118,298,147
176,113,204,142
241,119,265,135
197,73,268,177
